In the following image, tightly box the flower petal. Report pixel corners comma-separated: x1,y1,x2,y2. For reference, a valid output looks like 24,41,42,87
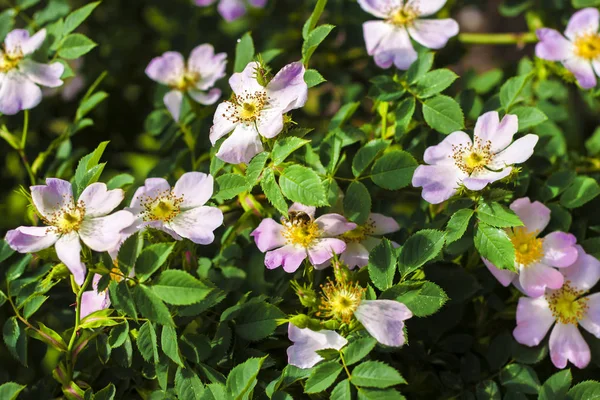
173,172,214,209
518,262,564,298
256,106,285,139
473,112,519,153
266,62,308,113
407,0,448,16
19,60,64,88
80,274,110,319
363,20,396,57
218,0,247,21
78,183,124,218
563,57,597,89
535,29,573,61
542,232,578,268
248,0,267,8
0,70,42,115
229,61,264,96
509,197,550,234
561,245,600,292
315,214,357,236
251,218,286,252
483,258,517,287
565,7,600,41
55,232,86,285
5,29,46,56
462,168,512,191
492,134,538,166
129,178,171,209
287,324,348,369
354,300,412,347
580,293,600,338
340,242,370,269
368,213,399,235
412,164,464,204
307,238,346,265
188,44,227,89
5,226,59,253
265,245,307,272
31,178,74,220
79,210,135,252
288,203,316,218
357,0,401,18
210,101,238,144
169,206,224,245
373,26,418,70
145,51,185,86
513,296,555,347
549,323,591,369
408,18,459,50
423,130,472,165
215,123,264,164
188,88,221,105
164,90,183,122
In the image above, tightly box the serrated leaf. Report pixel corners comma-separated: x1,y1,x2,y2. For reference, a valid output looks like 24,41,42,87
134,285,174,326
302,24,335,65
302,0,328,39
305,360,343,394
279,164,328,206
108,321,129,348
351,361,406,388
245,152,269,187
344,181,371,225
261,168,288,216
272,137,310,165
234,302,285,341
62,1,100,35
499,364,540,394
215,173,247,201
58,33,97,59
3,317,27,366
305,69,326,88
151,270,213,306
108,280,137,321
500,74,532,111
414,69,458,98
368,239,396,291
446,209,474,243
474,222,515,270
477,202,523,228
137,321,158,363
567,380,600,399
407,52,434,83
511,106,548,131
176,366,205,400
352,139,390,177
398,229,445,276
422,95,465,134
371,150,417,190
135,243,175,282
344,337,377,365
539,369,571,400
226,357,266,400
161,325,183,366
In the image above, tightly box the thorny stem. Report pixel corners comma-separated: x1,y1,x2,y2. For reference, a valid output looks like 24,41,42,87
458,32,537,45
66,272,94,378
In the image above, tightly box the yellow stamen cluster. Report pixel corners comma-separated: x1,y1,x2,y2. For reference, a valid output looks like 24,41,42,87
574,33,600,60
281,211,320,248
342,218,377,243
109,267,125,283
172,70,201,91
451,137,493,174
389,5,419,27
317,279,366,323
222,90,268,124
508,227,543,267
41,197,86,234
546,282,589,325
0,47,23,73
139,189,183,223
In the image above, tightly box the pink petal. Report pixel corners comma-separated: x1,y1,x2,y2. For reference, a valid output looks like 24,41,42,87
129,178,171,209
563,57,597,89
5,226,59,253
19,60,64,88
250,218,286,252
218,0,246,21
354,300,412,347
80,274,110,319
31,178,74,220
513,296,554,346
474,112,519,153
565,7,600,41
210,102,238,145
561,245,600,292
580,293,600,338
373,26,417,70
518,263,564,298
215,124,264,164
288,203,316,218
407,0,447,16
255,107,285,139
287,324,347,369
79,210,135,252
483,258,517,287
423,130,472,165
535,29,573,61
412,164,465,204
315,214,356,236
264,245,307,272
407,18,459,50
173,172,214,209
492,134,538,166
248,0,267,7
462,168,512,191
187,44,227,90
169,206,223,245
229,61,264,96
266,61,308,113
509,197,550,234
368,213,399,235
307,238,346,265
78,183,124,218
5,29,46,56
363,21,396,57
0,70,42,115
164,90,183,122
549,323,591,369
542,232,578,268
340,242,370,269
357,0,400,18
55,232,86,285
145,51,184,86
188,88,221,105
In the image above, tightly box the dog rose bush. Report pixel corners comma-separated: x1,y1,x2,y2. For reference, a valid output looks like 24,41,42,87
2,0,600,398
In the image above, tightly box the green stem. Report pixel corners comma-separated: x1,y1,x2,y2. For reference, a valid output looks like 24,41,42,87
18,110,36,186
458,32,537,45
21,110,29,149
66,272,94,377
178,123,197,169
339,351,351,378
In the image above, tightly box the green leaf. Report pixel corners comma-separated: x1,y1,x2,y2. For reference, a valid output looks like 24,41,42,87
476,380,501,400
226,357,266,400
302,0,328,39
371,150,417,190
215,173,247,201
351,361,406,388
108,321,129,348
344,181,371,225
352,139,390,177
234,32,255,73
62,1,100,35
58,33,97,59
542,170,576,201
176,366,206,400
137,321,158,363
511,106,548,131
272,137,310,165
477,202,523,228
279,164,328,206
357,388,405,400
106,173,135,190
261,168,288,216
108,280,137,321
474,222,515,270
467,68,504,94
539,369,572,400
394,281,448,317
398,229,446,276
76,91,108,120
0,10,16,43
161,325,183,366
95,383,116,400
234,302,285,341
499,363,540,394
395,97,416,137
567,380,600,399
22,295,47,319
73,141,109,198
79,309,119,330
134,285,174,326
302,24,335,65
585,126,600,156
151,270,213,306
0,382,26,400
305,361,343,394
27,322,67,351
135,243,175,282
245,152,269,187
305,69,326,88
6,254,31,281
422,95,465,134
414,69,458,98
3,317,27,366
116,232,143,276
407,52,434,83
329,102,360,130
560,176,600,208
344,337,377,366
572,0,600,8
0,239,15,263
446,209,474,243
500,74,531,111
331,380,352,400
368,239,397,291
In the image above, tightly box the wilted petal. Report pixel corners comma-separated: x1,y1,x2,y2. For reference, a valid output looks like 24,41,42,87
563,57,596,89
267,62,308,113
549,323,591,369
423,131,472,165
5,226,59,253
542,232,578,268
307,238,346,265
509,197,550,234
173,172,214,209
210,102,238,144
0,70,42,115
145,51,184,86
482,258,517,287
561,245,600,292
315,214,356,236
78,183,124,218
79,210,135,252
19,60,64,88
408,18,459,50
31,178,74,220
579,293,600,338
357,0,400,18
265,245,307,272
518,263,564,298
215,123,264,164
287,324,347,369
251,218,286,252
354,300,412,347
5,29,46,56
340,242,370,269
565,7,600,41
55,232,85,285
169,206,223,245
229,61,263,96
492,134,538,166
188,88,221,105
535,29,573,61
412,164,465,204
164,90,183,122
513,296,554,347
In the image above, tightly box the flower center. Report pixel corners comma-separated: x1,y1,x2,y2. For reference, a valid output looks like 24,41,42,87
318,280,366,323
342,226,367,243
173,70,200,91
546,283,588,325
281,211,320,248
42,200,86,234
574,33,600,60
0,49,23,73
507,227,543,266
388,6,419,26
224,90,268,124
451,138,493,174
140,190,183,223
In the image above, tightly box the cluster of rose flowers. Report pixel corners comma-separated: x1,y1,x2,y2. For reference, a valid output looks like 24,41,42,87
3,0,600,372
